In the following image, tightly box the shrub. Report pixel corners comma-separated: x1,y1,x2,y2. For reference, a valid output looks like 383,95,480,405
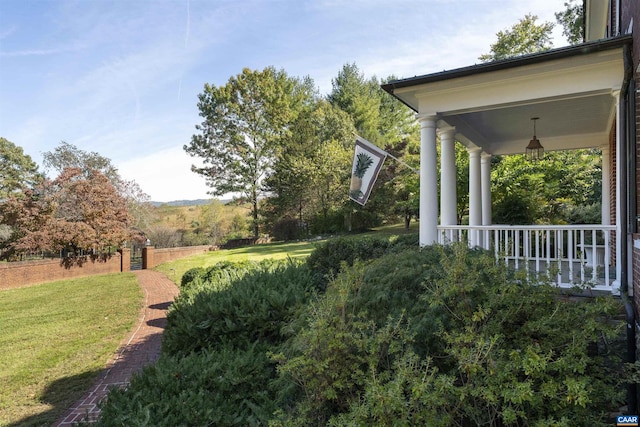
163,259,314,356
95,344,277,427
275,244,624,426
306,235,391,290
180,267,205,287
305,233,419,291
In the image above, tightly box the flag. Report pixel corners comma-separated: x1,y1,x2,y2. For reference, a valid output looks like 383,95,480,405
349,136,387,205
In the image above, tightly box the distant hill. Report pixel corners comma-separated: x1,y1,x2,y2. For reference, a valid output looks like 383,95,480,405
150,199,213,207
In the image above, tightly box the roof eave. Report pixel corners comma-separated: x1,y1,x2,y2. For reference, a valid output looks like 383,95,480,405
381,35,633,112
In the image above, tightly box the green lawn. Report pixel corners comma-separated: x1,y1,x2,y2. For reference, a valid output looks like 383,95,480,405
155,223,419,285
155,239,324,285
0,274,142,427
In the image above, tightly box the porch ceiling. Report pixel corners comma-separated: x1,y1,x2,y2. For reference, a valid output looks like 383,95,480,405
382,36,631,156
443,91,615,155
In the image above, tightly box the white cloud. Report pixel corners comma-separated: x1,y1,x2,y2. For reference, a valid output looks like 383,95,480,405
118,146,211,202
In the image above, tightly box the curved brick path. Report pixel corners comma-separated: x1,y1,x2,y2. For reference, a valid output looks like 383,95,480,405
53,270,179,426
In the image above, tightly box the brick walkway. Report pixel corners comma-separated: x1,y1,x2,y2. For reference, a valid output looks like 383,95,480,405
53,270,179,426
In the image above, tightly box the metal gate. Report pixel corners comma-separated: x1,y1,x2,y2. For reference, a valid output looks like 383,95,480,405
130,245,143,271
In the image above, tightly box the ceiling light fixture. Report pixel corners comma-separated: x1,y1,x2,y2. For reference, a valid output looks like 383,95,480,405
526,117,544,161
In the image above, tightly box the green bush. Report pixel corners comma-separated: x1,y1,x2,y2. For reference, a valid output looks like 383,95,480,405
275,244,624,426
95,344,277,427
180,267,205,287
306,235,390,290
163,259,314,356
95,237,624,426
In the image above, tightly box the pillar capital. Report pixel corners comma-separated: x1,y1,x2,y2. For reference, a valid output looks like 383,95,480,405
438,126,456,138
481,152,492,163
416,114,437,127
467,146,482,156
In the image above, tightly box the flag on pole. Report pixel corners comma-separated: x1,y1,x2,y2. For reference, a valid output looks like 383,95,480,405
349,136,387,205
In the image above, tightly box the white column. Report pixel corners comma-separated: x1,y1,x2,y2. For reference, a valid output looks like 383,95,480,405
468,147,482,247
613,90,622,295
419,115,439,246
481,152,492,249
601,146,610,226
440,127,457,228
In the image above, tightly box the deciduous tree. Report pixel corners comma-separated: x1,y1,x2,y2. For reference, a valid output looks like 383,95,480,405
185,67,311,238
478,14,555,62
1,168,131,258
556,0,584,45
42,141,152,238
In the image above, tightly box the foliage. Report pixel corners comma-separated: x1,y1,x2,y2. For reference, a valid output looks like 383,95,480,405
93,234,623,425
145,225,181,248
179,266,205,288
42,141,152,238
271,218,304,241
492,150,601,224
556,0,584,45
0,274,141,427
163,259,314,356
263,100,354,235
275,244,624,426
0,137,41,201
95,260,315,426
1,168,131,258
305,233,418,290
328,63,381,140
185,67,313,238
305,235,389,289
478,14,555,62
94,344,278,427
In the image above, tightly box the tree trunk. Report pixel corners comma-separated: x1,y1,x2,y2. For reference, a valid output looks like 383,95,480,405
252,191,259,239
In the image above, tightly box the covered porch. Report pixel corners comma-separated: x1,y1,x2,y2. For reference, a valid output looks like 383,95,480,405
382,36,633,294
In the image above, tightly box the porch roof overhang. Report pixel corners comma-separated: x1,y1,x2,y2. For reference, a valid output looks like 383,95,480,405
382,35,632,155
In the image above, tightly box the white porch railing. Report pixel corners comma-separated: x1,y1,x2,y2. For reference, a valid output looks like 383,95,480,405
437,225,617,293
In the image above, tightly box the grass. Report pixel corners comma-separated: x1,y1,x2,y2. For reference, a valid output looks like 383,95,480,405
0,222,416,426
155,239,323,285
154,221,420,285
0,274,142,427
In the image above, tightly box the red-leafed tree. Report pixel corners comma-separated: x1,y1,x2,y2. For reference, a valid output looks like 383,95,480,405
1,167,131,259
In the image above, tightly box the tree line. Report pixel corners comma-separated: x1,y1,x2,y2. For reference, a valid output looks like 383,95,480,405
1,1,595,258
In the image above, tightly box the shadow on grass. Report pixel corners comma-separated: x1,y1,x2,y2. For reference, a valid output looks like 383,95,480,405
6,368,101,427
8,293,175,427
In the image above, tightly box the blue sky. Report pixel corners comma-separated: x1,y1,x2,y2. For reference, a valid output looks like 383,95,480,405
1,0,566,202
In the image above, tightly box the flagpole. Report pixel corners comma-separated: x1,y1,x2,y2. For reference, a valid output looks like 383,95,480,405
354,133,419,175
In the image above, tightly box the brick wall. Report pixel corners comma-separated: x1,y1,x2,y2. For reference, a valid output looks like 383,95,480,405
634,237,640,320
0,245,218,290
0,252,123,290
142,245,214,270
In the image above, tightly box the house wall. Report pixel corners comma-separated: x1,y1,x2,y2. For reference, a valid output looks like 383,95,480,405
0,252,123,290
634,239,640,320
621,0,640,66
